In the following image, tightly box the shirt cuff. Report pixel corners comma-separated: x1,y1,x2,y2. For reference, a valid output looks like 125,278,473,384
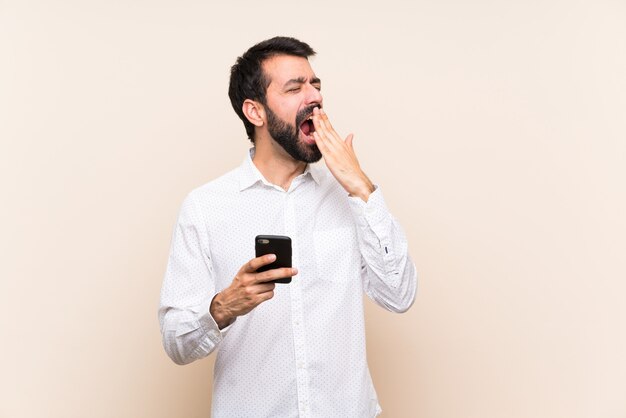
347,186,390,229
197,296,235,344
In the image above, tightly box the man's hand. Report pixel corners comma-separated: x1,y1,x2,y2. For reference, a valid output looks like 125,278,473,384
312,107,375,201
210,254,298,329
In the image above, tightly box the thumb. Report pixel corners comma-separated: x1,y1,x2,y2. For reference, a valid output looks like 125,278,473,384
345,133,354,149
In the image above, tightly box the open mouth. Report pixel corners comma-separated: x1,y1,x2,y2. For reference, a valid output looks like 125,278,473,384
299,115,316,137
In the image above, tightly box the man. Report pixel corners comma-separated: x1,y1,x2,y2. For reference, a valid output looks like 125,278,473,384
159,36,417,417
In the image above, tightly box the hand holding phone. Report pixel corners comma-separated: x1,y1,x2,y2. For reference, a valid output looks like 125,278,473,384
255,235,292,284
209,249,297,328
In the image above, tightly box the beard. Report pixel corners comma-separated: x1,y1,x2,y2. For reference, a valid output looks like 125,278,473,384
265,104,322,163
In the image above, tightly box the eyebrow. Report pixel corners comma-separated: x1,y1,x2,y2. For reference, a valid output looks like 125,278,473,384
284,76,322,88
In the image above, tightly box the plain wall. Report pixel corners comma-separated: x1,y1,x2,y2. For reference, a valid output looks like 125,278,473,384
1,0,625,417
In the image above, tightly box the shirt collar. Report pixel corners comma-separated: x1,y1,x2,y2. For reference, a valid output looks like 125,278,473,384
238,147,322,192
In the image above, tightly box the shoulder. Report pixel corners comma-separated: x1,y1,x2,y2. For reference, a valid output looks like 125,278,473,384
172,167,241,223
187,167,240,202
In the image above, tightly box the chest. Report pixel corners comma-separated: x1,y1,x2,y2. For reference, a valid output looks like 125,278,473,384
203,183,358,290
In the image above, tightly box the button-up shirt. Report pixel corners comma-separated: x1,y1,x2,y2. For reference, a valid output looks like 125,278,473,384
159,149,417,417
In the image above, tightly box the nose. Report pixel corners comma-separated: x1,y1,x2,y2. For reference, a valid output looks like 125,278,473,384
305,83,323,106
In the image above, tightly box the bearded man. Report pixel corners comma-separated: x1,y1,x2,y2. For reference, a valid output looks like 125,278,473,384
159,36,417,418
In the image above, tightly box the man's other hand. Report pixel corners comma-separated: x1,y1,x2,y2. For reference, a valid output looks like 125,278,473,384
209,254,298,329
311,107,375,202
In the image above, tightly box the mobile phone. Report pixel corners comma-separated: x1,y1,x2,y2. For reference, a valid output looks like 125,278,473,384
255,235,292,284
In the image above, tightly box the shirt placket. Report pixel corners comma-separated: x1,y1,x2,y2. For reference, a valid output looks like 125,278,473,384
285,189,311,417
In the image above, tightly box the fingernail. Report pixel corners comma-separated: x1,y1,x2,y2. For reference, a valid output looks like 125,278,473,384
268,254,276,261
292,268,298,274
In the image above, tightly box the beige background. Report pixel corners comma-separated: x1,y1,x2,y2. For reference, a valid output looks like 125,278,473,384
1,0,625,417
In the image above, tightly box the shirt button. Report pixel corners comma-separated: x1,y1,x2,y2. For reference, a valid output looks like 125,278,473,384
298,362,304,369
294,320,300,325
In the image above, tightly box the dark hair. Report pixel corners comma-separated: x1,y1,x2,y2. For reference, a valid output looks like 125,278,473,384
228,36,316,142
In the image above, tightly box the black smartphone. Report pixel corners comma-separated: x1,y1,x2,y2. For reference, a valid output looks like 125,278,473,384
255,235,292,284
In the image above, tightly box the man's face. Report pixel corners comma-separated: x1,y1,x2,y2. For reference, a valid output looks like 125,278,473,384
262,55,323,163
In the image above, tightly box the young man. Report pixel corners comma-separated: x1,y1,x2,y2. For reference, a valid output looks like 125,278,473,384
159,37,417,417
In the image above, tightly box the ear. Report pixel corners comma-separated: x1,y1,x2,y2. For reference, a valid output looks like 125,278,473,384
242,99,265,128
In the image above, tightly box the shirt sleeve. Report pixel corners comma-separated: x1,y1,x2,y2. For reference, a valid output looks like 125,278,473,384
348,187,418,313
158,192,234,365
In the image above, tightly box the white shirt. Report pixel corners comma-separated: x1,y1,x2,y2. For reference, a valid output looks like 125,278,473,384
159,149,417,418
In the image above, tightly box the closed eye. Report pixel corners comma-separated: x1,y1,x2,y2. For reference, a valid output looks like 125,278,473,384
284,76,322,93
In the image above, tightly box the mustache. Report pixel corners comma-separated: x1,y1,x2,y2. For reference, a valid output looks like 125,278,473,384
295,105,321,127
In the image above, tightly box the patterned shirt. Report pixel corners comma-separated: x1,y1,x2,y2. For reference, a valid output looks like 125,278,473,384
159,148,417,417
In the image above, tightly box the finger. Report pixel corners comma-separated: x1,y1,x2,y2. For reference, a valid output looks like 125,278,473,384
256,267,298,283
248,282,276,295
312,109,333,141
345,133,354,149
319,108,336,132
312,113,338,151
244,254,276,273
318,108,343,143
313,131,331,155
311,110,335,152
311,108,328,139
257,289,275,303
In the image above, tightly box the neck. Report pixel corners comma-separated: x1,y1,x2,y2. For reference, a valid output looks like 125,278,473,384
252,134,307,191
